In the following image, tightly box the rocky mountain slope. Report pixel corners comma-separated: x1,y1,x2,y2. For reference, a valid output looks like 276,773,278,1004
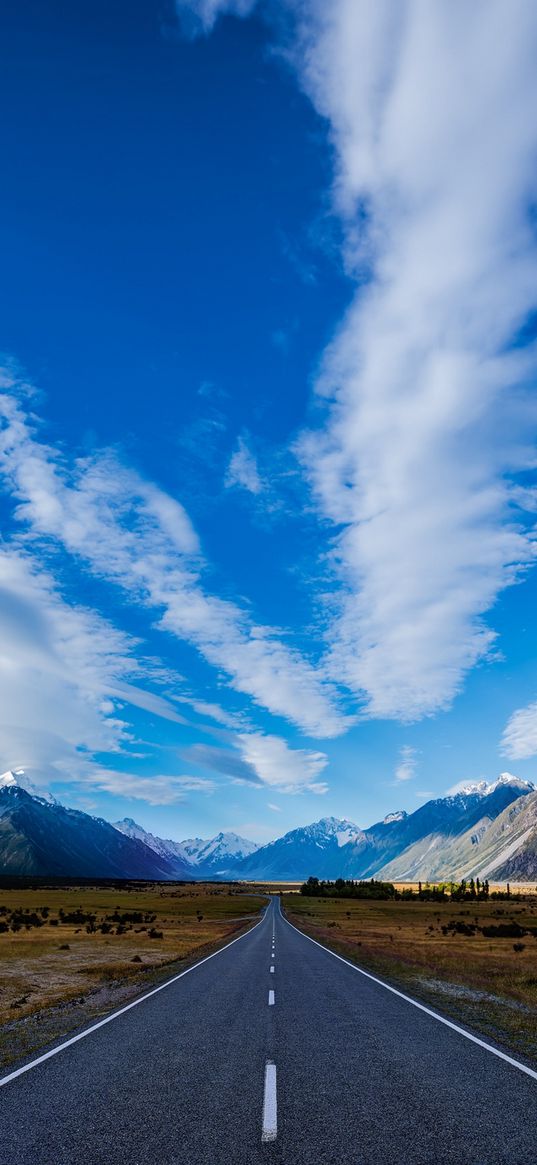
230,776,535,881
233,817,367,881
114,819,258,877
1,769,536,881
113,817,192,870
0,784,192,879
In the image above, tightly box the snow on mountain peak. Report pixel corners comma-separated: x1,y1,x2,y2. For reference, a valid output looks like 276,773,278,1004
446,773,535,798
304,817,364,847
182,831,259,866
0,769,57,804
113,818,191,866
383,811,407,824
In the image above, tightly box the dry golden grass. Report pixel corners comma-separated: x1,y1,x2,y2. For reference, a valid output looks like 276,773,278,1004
0,883,264,1026
284,893,537,1061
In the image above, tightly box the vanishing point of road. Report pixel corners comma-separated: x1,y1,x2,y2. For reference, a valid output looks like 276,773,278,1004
0,897,536,1165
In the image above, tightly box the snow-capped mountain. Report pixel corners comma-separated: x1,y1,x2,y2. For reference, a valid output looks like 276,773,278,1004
232,817,367,881
113,818,191,870
371,776,536,881
0,786,192,879
181,831,259,873
0,769,58,805
113,822,258,877
1,768,536,881
180,837,206,863
447,773,534,798
230,779,536,881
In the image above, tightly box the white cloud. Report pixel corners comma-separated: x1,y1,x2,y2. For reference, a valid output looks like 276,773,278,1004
76,769,216,805
0,547,135,779
0,378,349,738
175,0,257,35
289,1,537,720
173,3,537,724
184,731,329,793
501,702,537,759
394,744,416,782
225,435,263,495
237,732,329,794
267,802,282,812
172,693,245,729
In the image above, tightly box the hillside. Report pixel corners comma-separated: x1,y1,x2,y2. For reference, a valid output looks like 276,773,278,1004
0,786,191,879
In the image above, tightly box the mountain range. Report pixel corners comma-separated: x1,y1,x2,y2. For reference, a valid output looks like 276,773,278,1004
0,769,536,881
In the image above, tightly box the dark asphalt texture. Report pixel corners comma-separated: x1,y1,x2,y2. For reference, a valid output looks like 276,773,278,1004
1,897,536,1165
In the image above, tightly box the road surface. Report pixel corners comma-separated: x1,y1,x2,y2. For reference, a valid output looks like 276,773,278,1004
0,896,536,1164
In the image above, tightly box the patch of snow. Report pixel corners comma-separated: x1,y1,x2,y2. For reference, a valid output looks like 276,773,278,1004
181,831,259,866
446,773,534,798
113,818,190,864
0,769,58,805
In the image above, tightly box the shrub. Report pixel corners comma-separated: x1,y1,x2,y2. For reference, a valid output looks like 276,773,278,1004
442,920,478,936
481,922,527,939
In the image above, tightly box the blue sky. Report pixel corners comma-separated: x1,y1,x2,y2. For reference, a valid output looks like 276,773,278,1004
1,0,537,843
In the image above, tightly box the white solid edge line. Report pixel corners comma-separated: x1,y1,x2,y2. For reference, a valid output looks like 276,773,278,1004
261,1060,277,1142
281,905,537,1083
268,990,275,1006
0,903,269,1089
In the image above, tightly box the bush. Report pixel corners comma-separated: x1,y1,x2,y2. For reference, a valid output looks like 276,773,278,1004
442,920,478,936
481,922,527,939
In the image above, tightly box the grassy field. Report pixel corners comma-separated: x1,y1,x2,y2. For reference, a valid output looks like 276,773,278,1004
284,892,537,1063
0,882,265,1067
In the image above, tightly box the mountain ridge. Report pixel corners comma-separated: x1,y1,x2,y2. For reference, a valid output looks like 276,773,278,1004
0,770,535,881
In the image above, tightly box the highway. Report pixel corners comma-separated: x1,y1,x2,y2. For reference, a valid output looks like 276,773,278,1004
0,896,536,1164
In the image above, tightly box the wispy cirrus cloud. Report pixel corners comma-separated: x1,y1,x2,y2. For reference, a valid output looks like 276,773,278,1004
501,702,537,760
0,539,235,805
0,546,134,781
174,0,257,36
0,375,349,739
291,1,537,721
225,435,263,495
394,745,417,783
179,1,537,725
75,769,216,805
184,731,329,794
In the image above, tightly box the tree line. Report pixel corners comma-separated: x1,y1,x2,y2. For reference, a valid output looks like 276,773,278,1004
300,876,519,901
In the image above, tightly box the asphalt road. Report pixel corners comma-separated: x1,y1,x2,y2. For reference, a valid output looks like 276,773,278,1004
1,896,536,1165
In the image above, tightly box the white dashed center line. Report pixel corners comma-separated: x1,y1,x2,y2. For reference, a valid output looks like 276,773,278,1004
268,990,275,1006
270,964,275,973
261,1061,277,1142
